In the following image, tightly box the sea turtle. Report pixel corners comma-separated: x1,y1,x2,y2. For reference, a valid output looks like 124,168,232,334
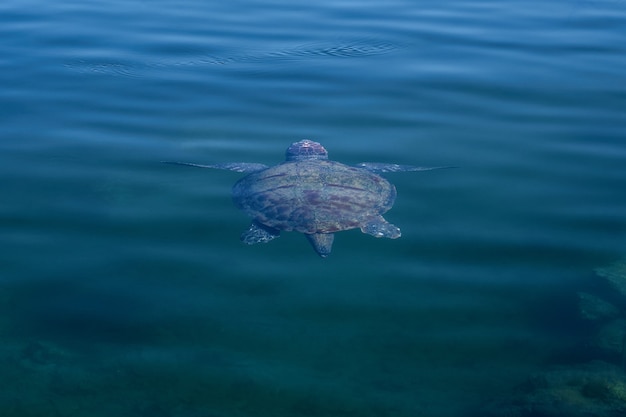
166,140,451,257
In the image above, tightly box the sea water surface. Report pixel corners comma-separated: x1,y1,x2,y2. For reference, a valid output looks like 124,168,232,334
2,0,626,416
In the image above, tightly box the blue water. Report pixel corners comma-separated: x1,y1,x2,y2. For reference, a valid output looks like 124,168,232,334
2,0,626,415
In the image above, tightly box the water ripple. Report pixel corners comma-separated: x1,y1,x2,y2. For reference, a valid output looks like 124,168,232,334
64,38,400,77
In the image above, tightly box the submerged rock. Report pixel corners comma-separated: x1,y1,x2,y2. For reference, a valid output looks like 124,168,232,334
578,292,620,321
19,340,69,371
477,361,626,417
477,259,626,416
596,259,626,299
589,319,626,359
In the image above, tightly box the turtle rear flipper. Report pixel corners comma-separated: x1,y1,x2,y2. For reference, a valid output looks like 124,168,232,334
241,222,280,244
361,216,401,239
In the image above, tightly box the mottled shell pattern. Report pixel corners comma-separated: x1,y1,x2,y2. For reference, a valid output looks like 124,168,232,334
232,146,396,234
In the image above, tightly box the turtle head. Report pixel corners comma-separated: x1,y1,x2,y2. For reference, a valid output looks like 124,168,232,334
285,140,328,161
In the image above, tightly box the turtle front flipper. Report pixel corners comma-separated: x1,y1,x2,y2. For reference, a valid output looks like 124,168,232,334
355,162,456,173
361,216,401,239
241,221,280,244
305,233,335,258
162,161,269,173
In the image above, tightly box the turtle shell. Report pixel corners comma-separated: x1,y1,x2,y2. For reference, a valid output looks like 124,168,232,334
231,160,397,234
